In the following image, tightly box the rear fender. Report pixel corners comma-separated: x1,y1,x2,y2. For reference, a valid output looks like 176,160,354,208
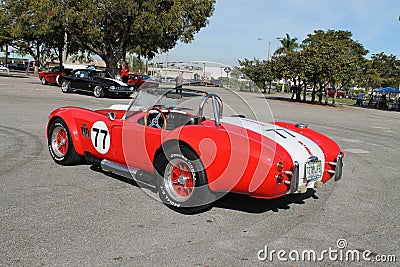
273,122,341,156
273,122,342,182
159,124,293,196
47,107,86,156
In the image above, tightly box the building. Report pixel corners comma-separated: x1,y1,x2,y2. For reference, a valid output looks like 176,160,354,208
0,51,33,66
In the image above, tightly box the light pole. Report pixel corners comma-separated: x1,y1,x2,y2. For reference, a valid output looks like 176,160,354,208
258,38,271,61
276,37,287,93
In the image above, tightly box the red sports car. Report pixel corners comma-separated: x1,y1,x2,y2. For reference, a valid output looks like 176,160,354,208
39,66,72,85
47,81,344,214
127,73,151,89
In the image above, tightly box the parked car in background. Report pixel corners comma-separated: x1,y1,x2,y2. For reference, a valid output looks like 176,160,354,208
0,65,10,75
7,63,26,71
59,69,135,98
128,73,150,88
327,88,345,98
39,66,72,85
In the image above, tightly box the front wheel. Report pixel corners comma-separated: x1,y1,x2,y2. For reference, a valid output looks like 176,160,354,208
93,86,105,98
155,145,215,214
41,77,47,85
47,118,83,165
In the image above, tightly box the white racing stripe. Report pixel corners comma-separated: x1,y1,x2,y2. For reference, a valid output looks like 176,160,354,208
221,117,325,185
103,77,129,86
108,104,130,110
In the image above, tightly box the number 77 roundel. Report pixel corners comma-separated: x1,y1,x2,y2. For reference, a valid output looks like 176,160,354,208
91,121,110,154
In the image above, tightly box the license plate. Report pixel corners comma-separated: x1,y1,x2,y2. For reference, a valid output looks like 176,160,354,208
305,161,322,181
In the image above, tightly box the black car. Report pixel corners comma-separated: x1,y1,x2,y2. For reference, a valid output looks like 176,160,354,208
59,69,135,98
7,63,27,71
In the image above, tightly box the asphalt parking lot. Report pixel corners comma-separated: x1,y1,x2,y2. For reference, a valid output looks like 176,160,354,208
0,75,399,266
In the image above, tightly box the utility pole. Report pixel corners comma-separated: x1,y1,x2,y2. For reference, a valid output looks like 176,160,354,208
267,41,271,61
5,45,9,65
258,39,272,61
62,31,67,65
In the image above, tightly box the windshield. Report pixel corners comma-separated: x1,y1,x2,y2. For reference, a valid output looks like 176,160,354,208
123,61,274,123
125,87,207,118
71,69,114,79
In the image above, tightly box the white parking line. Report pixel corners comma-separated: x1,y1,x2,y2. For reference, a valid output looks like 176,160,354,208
344,148,370,154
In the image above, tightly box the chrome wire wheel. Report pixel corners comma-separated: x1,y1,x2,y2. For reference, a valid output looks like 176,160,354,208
51,125,69,158
47,118,83,165
61,81,70,93
164,158,195,202
94,86,104,98
155,145,215,214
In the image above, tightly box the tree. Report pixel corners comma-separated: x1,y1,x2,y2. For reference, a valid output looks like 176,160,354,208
274,33,300,56
1,0,68,70
238,58,273,93
273,33,304,100
0,5,11,47
302,30,368,104
369,53,400,88
63,0,216,74
1,0,216,74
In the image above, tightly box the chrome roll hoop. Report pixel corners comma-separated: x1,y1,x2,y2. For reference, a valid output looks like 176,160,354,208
197,94,223,126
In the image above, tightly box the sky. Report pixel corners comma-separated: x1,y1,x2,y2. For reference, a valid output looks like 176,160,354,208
153,0,400,67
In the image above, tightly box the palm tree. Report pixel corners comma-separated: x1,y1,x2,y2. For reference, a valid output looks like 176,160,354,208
273,34,301,95
274,33,300,55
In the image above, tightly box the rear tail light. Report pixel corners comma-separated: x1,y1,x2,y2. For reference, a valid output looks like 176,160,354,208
275,174,284,184
276,161,285,172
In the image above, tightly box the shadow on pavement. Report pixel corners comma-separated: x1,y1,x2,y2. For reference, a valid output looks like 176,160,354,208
213,189,316,214
91,165,316,214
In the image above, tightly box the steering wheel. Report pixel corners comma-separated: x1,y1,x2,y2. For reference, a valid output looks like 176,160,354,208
144,108,167,130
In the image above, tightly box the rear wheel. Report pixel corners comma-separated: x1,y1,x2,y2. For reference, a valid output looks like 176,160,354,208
47,118,82,165
41,77,47,85
61,81,72,93
94,86,105,98
155,145,215,214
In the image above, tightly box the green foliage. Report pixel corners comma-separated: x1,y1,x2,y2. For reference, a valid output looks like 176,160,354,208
0,0,67,67
241,30,375,105
274,33,300,56
238,58,274,92
55,0,216,73
302,30,368,104
0,0,216,73
127,56,146,73
365,53,400,88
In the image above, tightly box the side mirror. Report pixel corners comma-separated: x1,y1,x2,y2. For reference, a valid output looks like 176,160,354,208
107,112,116,121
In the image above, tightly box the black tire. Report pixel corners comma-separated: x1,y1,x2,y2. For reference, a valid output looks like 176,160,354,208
155,145,215,214
47,118,83,165
61,81,72,93
93,86,105,98
41,77,47,85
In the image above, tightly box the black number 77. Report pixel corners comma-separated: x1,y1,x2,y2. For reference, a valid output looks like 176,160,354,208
92,128,108,149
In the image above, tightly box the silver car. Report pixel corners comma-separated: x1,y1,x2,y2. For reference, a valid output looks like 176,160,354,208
0,65,10,75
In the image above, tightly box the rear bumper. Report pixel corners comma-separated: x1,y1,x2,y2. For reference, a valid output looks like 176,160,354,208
334,153,344,181
287,152,343,194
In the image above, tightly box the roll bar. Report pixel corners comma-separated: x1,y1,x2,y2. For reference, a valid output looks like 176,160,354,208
197,94,223,126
